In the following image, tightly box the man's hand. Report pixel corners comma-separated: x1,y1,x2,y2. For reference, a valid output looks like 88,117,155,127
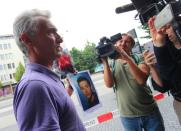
143,50,156,69
65,77,74,96
115,47,132,63
101,57,108,65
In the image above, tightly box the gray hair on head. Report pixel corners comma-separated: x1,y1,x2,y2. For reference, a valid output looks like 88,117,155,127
13,9,51,56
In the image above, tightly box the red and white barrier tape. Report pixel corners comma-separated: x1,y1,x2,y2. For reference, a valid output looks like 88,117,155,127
84,92,167,128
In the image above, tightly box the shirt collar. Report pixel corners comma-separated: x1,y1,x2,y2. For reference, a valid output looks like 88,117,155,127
26,63,60,82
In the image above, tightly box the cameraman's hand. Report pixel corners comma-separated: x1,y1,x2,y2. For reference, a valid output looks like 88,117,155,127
101,57,108,65
148,17,166,47
143,50,156,68
115,47,132,62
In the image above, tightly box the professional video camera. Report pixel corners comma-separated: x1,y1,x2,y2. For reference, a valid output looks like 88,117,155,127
115,0,181,42
96,33,122,60
116,0,181,25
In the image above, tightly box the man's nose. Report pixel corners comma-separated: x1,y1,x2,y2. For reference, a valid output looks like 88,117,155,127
56,34,63,43
121,41,126,46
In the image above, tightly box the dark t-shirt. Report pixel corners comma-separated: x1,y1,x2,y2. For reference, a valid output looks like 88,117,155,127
13,63,86,131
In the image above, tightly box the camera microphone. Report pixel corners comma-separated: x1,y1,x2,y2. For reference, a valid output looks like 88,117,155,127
115,3,135,14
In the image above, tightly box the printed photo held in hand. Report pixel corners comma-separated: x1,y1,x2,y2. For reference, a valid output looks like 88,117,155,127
68,70,101,112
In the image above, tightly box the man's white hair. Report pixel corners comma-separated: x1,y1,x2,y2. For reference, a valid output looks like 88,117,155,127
13,9,51,56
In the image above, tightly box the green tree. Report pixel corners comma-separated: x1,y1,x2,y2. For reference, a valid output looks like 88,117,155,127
70,41,98,73
70,47,82,71
0,81,3,88
14,62,25,82
138,24,151,39
82,42,97,73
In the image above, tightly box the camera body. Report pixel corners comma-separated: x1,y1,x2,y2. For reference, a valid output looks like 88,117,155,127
129,0,181,25
131,0,181,42
139,2,165,25
96,33,122,60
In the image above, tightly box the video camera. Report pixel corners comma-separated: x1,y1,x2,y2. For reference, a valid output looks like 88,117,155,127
116,0,181,25
115,0,181,42
96,33,122,61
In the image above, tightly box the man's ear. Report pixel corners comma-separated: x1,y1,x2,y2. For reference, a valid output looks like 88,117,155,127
20,33,32,45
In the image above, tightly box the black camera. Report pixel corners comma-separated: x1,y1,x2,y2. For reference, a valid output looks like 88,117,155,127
116,0,181,25
96,33,122,60
116,0,181,43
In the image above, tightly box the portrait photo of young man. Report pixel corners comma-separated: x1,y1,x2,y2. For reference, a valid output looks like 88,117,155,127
68,71,101,112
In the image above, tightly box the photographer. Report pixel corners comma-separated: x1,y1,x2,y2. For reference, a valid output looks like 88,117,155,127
101,33,165,131
148,16,181,124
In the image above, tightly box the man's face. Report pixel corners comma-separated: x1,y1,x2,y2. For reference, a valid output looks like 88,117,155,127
79,80,92,99
115,35,133,54
164,24,178,43
30,16,63,63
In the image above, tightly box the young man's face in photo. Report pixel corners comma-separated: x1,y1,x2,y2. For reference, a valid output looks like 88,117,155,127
79,80,92,99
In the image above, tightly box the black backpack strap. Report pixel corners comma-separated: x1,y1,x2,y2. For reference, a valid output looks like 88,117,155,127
111,60,117,92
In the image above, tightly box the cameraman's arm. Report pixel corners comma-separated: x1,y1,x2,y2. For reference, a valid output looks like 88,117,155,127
119,49,149,85
102,58,114,88
127,60,149,85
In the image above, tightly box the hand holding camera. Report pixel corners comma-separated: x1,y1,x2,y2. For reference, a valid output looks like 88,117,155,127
115,46,132,62
148,16,166,47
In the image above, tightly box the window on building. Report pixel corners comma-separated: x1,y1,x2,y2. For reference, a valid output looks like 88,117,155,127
12,63,15,68
5,54,9,60
9,53,13,59
9,74,12,79
3,64,7,70
0,54,5,61
8,43,11,49
7,63,12,69
3,43,8,49
0,44,3,50
0,64,3,70
6,74,9,80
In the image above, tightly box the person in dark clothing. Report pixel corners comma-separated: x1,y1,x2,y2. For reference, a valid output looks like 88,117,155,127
148,16,181,124
77,76,99,109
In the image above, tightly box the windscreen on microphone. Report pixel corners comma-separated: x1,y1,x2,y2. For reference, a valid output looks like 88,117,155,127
115,3,135,14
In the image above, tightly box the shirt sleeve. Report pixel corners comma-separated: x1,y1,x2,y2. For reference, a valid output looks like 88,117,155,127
154,39,181,80
15,80,61,131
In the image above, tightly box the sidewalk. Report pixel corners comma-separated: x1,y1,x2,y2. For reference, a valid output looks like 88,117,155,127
0,94,13,102
86,95,181,131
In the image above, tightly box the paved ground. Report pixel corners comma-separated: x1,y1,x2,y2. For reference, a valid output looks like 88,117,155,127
86,94,181,131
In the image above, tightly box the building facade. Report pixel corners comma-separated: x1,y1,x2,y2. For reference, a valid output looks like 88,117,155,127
0,35,25,86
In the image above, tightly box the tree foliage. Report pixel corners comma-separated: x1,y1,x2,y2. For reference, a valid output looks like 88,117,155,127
14,62,25,82
138,24,151,39
70,42,98,73
0,81,3,88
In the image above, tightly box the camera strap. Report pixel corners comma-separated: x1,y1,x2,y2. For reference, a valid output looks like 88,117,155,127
111,60,117,92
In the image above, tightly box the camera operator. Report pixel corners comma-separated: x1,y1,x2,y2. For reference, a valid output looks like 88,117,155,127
101,33,165,131
148,16,181,124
